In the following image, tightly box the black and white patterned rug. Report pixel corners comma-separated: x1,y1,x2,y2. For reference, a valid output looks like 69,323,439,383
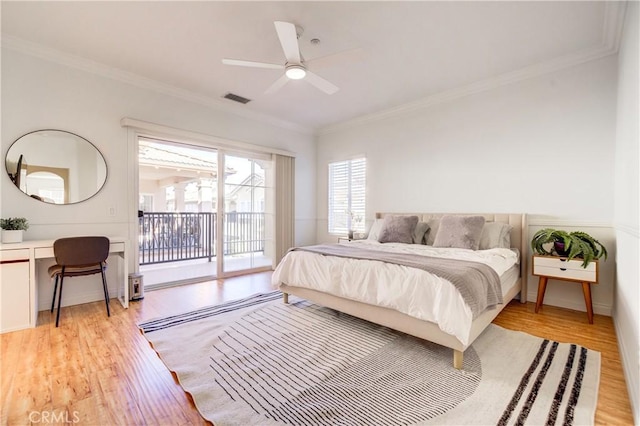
139,292,600,425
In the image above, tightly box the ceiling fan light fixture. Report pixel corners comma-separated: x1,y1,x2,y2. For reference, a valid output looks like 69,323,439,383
285,65,306,80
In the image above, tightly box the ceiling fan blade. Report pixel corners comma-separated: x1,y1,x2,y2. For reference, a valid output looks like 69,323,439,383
274,21,301,64
304,71,339,95
264,74,290,95
222,58,283,70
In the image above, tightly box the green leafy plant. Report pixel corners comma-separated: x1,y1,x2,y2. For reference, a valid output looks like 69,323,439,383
531,228,607,268
0,217,29,231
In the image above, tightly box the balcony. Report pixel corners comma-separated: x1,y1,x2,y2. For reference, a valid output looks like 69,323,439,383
139,212,270,287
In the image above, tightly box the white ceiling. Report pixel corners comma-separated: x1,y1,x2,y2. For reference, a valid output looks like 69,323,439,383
1,1,624,133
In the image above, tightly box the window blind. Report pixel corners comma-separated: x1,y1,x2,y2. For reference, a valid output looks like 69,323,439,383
328,158,366,234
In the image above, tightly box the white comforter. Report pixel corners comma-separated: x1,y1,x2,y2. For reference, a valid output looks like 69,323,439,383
271,240,519,345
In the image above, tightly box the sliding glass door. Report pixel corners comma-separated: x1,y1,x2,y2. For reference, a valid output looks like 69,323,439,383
222,153,274,275
138,138,274,287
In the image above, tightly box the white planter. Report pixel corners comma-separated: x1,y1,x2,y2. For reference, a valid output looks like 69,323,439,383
1,230,24,244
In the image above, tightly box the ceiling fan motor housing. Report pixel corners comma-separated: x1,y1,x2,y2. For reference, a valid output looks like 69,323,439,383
285,64,306,79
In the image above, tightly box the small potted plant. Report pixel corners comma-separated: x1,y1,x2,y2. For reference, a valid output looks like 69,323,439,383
1,217,29,243
348,211,363,240
531,228,608,268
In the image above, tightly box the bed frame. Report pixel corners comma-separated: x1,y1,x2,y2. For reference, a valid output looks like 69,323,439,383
280,213,528,369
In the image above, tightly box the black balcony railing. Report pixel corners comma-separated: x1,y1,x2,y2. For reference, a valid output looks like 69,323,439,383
139,212,265,265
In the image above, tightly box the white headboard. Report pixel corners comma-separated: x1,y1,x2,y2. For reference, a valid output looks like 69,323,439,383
376,212,528,303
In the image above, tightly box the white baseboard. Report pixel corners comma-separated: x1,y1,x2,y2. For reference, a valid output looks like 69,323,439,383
526,291,612,316
614,319,640,423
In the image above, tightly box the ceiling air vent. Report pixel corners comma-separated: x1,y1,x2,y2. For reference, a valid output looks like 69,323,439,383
223,93,251,104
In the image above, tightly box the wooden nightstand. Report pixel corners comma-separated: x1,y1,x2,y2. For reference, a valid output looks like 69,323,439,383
532,255,599,324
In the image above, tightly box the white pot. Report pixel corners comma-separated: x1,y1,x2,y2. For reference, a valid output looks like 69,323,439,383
1,230,23,244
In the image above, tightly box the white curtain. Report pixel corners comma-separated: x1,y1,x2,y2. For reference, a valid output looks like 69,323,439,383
274,154,295,265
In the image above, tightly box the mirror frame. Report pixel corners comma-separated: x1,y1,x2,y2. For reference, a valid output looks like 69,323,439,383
5,129,108,205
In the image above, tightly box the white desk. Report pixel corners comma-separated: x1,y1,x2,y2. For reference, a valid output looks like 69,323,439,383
0,237,128,333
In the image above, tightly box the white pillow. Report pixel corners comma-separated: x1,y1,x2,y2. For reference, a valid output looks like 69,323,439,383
424,218,440,245
366,219,385,240
479,222,513,249
413,222,430,244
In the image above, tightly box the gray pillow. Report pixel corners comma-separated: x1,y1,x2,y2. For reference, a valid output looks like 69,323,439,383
432,215,486,250
479,222,513,249
413,222,430,244
378,215,419,244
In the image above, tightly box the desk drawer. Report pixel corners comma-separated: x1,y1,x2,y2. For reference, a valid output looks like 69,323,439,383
35,242,124,260
34,247,54,259
109,242,125,252
0,249,30,262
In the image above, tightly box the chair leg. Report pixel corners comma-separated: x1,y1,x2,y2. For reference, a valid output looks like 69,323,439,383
51,275,59,313
55,274,65,327
101,268,110,317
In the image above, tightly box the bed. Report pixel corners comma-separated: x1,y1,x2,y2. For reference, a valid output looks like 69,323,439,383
272,212,528,369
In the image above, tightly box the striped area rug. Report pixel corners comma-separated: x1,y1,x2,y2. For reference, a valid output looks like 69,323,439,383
139,291,600,425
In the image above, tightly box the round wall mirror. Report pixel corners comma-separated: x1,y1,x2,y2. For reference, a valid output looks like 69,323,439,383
5,130,108,204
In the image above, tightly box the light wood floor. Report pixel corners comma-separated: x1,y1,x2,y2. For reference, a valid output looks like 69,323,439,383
1,272,634,425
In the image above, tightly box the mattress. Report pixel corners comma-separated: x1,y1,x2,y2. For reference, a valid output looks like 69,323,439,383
272,240,520,345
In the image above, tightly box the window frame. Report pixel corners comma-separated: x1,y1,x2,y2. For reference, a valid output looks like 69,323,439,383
327,157,366,235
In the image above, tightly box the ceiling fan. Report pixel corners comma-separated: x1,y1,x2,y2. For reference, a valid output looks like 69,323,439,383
222,21,340,95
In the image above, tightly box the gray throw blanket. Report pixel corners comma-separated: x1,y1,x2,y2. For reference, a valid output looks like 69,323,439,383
291,244,503,319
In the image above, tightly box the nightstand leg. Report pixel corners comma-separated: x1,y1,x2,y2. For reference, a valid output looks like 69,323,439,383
535,276,548,313
581,282,594,324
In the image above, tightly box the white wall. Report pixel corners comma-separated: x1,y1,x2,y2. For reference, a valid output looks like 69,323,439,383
317,56,618,314
614,2,639,421
1,47,316,308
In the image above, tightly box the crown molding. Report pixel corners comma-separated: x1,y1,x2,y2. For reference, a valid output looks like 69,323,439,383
319,2,627,136
319,44,617,136
1,35,313,136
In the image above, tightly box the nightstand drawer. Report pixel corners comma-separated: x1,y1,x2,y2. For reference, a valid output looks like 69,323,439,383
533,264,597,282
534,256,596,272
533,255,598,282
